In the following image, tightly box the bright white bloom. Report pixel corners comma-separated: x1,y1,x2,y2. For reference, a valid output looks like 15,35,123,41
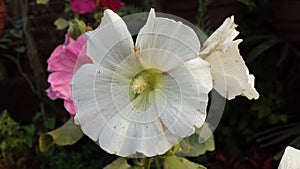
72,9,212,157
278,146,300,169
200,16,259,100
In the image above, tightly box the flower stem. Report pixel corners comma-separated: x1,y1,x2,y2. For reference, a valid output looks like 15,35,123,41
154,156,161,169
144,157,151,169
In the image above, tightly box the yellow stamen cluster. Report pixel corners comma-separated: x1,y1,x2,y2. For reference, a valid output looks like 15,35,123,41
132,76,149,94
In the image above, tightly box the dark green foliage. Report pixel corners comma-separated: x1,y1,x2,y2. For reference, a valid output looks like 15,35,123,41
0,110,33,168
0,110,115,169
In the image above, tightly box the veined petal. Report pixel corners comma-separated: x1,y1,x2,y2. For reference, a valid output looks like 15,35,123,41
86,9,134,64
72,64,110,141
73,8,213,157
138,48,185,72
205,40,259,99
158,57,212,138
92,55,180,156
136,8,200,65
99,113,179,157
184,57,213,98
184,57,213,123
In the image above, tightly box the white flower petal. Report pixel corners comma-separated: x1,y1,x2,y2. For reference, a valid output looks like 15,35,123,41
73,8,213,157
200,16,259,100
86,9,134,64
242,74,259,99
200,16,239,55
138,48,185,72
158,57,212,138
278,146,300,169
184,57,213,98
136,8,200,65
99,113,179,157
72,64,108,141
184,57,213,125
75,55,175,157
205,40,259,99
106,53,164,124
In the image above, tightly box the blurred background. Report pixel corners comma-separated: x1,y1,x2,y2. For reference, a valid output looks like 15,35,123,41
0,0,299,168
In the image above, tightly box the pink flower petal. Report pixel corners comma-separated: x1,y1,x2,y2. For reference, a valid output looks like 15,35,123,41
64,99,77,116
48,72,73,99
100,0,125,12
71,0,98,14
46,87,59,100
46,34,92,116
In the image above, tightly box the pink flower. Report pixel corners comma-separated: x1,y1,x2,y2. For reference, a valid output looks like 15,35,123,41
70,0,97,14
100,0,125,12
46,33,92,116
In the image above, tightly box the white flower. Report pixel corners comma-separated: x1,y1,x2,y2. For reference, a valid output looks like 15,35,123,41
278,146,300,169
200,16,259,100
71,9,212,157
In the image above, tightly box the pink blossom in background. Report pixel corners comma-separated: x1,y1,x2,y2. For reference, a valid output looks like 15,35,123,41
70,0,97,14
46,33,92,116
70,0,124,14
100,0,125,12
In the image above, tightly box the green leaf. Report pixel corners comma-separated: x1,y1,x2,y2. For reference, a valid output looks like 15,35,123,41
23,124,35,136
238,0,255,10
93,12,104,25
103,158,131,169
39,134,54,152
251,96,271,119
128,167,142,169
267,114,288,125
54,18,69,30
164,156,206,169
177,123,215,157
32,112,42,122
258,107,271,119
36,0,49,5
44,118,56,130
279,114,288,123
39,118,83,152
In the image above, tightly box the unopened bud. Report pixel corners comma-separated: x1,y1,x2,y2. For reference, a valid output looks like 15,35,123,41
69,18,86,40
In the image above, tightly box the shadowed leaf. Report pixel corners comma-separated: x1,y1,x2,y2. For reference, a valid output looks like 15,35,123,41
36,0,49,5
177,123,215,157
39,118,83,152
164,156,206,169
104,158,131,169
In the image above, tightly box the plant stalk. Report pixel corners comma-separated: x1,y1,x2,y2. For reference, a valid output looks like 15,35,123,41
154,156,161,169
144,157,151,169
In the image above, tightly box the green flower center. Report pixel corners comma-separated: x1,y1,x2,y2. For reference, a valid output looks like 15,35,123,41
129,68,165,101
